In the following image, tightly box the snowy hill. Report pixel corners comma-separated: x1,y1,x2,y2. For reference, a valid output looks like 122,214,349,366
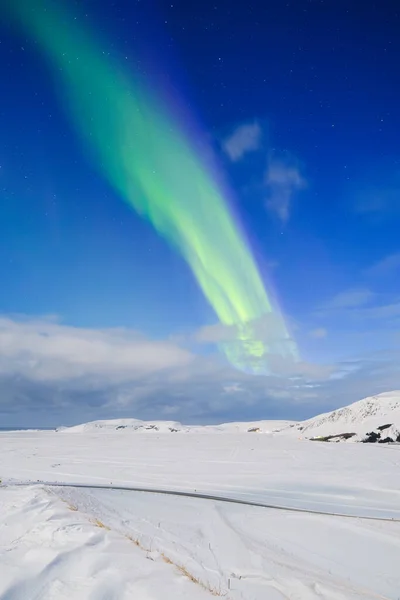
61,418,294,434
289,390,400,442
61,391,400,443
62,419,185,433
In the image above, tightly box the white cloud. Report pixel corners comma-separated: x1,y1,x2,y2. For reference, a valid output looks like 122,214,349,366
364,253,400,277
222,123,306,223
222,122,262,161
194,322,236,344
265,157,306,222
0,316,193,383
223,383,244,394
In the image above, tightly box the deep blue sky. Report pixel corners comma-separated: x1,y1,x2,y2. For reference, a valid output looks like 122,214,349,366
0,0,399,426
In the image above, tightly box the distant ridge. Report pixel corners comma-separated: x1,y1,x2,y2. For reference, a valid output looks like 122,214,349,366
60,391,400,443
59,418,294,434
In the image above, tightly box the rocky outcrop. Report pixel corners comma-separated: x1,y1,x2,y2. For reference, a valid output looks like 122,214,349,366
362,424,400,443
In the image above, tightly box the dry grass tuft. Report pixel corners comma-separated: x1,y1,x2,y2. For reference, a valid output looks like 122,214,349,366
175,564,223,596
126,534,143,548
58,497,78,512
92,518,110,530
161,552,173,564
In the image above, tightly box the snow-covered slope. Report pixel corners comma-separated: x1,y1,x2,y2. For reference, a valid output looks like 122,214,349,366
62,418,294,434
290,390,400,442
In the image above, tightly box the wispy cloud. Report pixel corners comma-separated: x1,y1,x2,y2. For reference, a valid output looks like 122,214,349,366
310,285,400,369
309,328,328,339
222,122,262,161
316,287,400,322
222,122,306,222
364,252,400,277
265,155,306,222
352,166,400,218
355,186,400,215
322,288,374,310
359,301,400,320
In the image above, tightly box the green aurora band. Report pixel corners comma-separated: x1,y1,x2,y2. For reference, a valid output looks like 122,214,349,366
6,0,299,374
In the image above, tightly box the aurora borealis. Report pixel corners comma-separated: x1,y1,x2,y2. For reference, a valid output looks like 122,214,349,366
5,0,298,374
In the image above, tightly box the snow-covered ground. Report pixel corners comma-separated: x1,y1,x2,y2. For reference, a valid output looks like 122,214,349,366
1,391,400,599
0,485,211,600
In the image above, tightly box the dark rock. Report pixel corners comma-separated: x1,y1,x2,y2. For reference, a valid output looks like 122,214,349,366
378,437,394,443
310,432,356,442
377,423,393,431
362,431,381,443
329,432,356,440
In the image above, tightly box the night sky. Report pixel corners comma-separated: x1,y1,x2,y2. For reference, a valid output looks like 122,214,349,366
1,0,399,427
